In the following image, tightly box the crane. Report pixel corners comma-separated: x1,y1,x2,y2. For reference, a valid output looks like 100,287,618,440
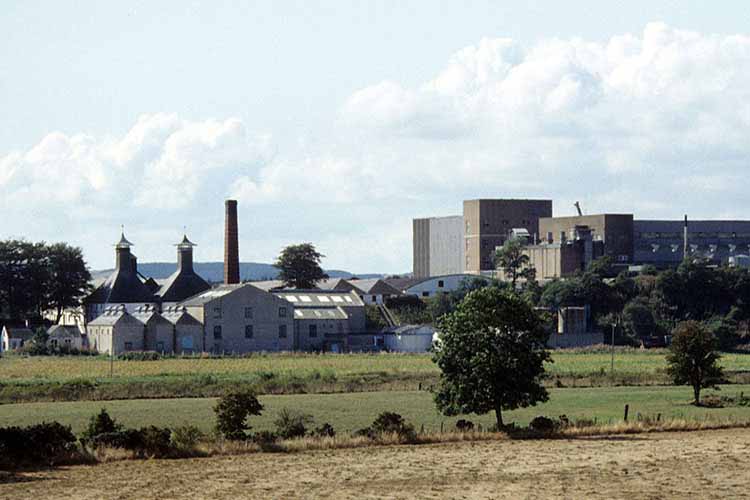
574,201,583,217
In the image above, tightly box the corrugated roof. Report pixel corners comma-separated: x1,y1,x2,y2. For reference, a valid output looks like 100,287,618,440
179,284,248,306
293,307,348,320
274,290,364,307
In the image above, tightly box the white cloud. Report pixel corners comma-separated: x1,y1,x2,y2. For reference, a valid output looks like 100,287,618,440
3,23,750,272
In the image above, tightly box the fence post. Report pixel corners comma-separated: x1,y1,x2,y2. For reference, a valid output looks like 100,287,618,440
440,421,444,433
624,404,629,422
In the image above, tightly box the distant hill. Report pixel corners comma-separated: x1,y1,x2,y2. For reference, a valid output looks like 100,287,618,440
92,262,384,283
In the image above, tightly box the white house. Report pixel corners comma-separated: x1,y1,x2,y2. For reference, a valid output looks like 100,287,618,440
1,326,34,352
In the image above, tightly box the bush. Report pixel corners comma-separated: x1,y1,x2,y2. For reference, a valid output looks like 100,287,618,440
274,408,314,439
0,422,78,468
311,423,336,438
455,419,475,432
252,430,278,444
214,391,263,440
82,408,122,442
368,412,417,442
91,426,173,458
529,416,556,433
118,351,162,361
170,425,204,452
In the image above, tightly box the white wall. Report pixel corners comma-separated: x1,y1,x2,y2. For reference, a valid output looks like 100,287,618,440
405,274,488,298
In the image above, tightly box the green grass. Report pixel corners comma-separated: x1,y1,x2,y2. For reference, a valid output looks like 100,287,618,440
1,350,749,403
2,350,749,382
2,385,749,435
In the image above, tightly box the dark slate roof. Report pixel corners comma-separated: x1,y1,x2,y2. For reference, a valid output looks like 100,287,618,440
384,277,425,291
156,267,210,303
86,266,157,305
2,326,34,340
346,278,401,296
47,325,83,338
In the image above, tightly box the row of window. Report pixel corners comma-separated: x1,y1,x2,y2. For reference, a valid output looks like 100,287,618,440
213,324,288,340
214,306,287,320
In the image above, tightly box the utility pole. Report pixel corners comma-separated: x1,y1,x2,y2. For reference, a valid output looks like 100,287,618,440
610,322,616,375
110,342,114,377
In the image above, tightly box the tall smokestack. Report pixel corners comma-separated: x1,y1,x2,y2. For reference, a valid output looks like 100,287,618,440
224,200,240,284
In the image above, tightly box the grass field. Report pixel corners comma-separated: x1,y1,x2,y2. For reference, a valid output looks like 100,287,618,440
3,428,749,499
2,350,749,403
2,385,749,434
3,350,749,381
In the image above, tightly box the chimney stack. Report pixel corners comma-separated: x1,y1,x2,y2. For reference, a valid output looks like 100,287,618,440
224,200,240,284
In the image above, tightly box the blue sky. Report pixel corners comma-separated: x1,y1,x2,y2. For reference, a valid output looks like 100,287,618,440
2,1,750,272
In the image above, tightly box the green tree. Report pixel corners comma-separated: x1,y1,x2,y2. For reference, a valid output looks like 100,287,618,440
274,243,328,289
666,321,725,405
45,243,92,324
214,391,263,440
622,300,656,339
432,287,550,428
494,238,534,288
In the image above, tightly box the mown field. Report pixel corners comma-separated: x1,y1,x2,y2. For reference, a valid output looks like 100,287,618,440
1,350,750,403
4,428,750,499
2,385,749,434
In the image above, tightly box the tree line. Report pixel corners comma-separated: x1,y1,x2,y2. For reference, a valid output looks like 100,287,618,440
0,239,91,323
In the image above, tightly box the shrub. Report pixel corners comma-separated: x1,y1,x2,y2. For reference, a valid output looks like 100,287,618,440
529,416,556,433
369,412,417,443
214,391,263,440
274,408,314,439
170,425,204,452
311,423,336,438
455,419,475,432
91,427,173,458
82,408,122,442
253,430,278,444
0,422,78,468
118,351,161,361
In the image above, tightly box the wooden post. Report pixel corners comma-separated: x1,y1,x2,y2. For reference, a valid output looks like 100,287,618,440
624,404,629,422
440,421,444,433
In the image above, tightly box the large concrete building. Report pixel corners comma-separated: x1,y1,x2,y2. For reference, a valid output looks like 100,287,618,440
412,216,464,278
413,199,552,278
539,214,634,264
463,199,553,273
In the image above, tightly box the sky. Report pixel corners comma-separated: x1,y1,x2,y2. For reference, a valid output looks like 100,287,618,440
2,1,750,273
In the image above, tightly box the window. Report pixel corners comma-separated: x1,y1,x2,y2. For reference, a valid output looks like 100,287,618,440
244,307,253,319
245,325,254,339
309,324,318,338
156,341,164,352
124,342,133,351
213,325,222,339
422,291,429,297
438,280,444,288
278,307,287,318
279,325,287,338
213,306,221,319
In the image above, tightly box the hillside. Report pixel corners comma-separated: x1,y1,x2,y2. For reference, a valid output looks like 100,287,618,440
91,262,384,283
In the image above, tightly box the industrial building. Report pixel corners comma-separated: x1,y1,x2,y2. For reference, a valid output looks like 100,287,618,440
413,199,553,278
414,199,750,279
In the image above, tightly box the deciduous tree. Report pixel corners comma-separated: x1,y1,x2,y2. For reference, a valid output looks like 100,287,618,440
274,243,328,289
432,287,550,429
666,321,724,405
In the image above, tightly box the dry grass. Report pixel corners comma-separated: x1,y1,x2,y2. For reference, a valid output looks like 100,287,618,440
4,427,750,499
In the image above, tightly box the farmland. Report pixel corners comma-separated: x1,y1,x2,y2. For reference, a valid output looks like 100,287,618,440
3,428,750,499
2,350,750,403
2,385,749,434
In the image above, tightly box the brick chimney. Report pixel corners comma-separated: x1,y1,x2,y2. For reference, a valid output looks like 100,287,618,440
224,200,240,284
